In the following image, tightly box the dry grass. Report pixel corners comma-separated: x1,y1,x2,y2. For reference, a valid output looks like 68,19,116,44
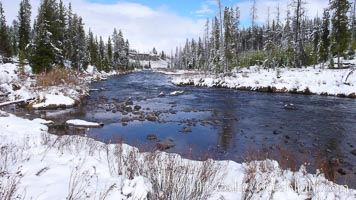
38,133,224,199
35,68,84,88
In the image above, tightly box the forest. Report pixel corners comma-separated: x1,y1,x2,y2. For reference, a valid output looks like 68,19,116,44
0,0,132,74
171,0,355,73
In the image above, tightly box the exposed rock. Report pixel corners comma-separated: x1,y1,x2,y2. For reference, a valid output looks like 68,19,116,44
134,105,142,111
147,134,157,140
154,111,162,117
156,141,175,150
337,168,347,175
124,106,133,112
121,117,130,122
12,83,21,91
273,130,282,135
284,103,297,110
158,92,165,97
351,149,356,156
180,126,192,133
146,115,157,122
183,108,191,112
125,100,134,106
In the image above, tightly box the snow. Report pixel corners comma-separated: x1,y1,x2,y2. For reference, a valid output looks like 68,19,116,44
170,90,184,96
135,59,169,69
0,111,355,199
32,94,76,109
171,65,356,97
66,119,103,128
1,61,356,199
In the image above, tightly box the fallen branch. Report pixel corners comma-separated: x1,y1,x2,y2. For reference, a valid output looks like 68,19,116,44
343,68,355,85
0,98,35,108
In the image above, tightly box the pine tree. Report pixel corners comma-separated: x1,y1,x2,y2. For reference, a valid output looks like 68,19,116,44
0,1,12,57
10,20,19,56
330,0,351,67
223,7,233,71
18,0,31,54
107,36,113,66
319,9,330,65
30,0,62,73
213,16,222,73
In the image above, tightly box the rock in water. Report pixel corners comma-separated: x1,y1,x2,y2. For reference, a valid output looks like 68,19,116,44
156,141,176,150
146,115,157,122
179,126,192,133
147,134,157,140
284,103,297,110
134,105,142,111
351,149,356,156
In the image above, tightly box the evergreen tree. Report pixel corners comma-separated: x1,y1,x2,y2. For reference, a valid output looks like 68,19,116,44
30,0,61,73
18,0,31,53
319,9,330,65
107,36,113,66
10,20,19,56
0,1,12,57
223,7,233,71
330,0,351,67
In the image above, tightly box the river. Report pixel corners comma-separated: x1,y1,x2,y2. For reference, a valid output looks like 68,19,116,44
9,70,356,188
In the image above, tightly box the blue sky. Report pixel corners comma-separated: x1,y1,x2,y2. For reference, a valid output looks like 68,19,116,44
88,0,238,19
3,0,328,52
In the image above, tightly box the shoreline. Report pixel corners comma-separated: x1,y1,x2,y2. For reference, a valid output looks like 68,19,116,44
169,66,356,99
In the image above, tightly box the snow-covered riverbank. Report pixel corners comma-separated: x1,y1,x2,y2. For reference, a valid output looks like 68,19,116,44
0,62,122,109
171,66,356,98
0,111,355,200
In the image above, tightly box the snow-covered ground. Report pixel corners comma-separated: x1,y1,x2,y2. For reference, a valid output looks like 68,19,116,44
171,65,356,98
1,62,356,199
0,111,355,199
0,63,121,109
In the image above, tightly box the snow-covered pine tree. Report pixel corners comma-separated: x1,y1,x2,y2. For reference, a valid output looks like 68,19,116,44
0,1,11,58
224,7,233,71
29,0,63,73
231,6,240,68
282,6,293,67
212,16,222,73
319,8,330,65
17,0,31,55
107,36,113,67
10,20,19,56
330,0,351,68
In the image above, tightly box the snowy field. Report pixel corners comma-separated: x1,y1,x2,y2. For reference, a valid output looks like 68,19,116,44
171,65,356,98
0,111,355,200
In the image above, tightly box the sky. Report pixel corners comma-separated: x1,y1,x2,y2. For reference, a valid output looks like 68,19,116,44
2,0,329,53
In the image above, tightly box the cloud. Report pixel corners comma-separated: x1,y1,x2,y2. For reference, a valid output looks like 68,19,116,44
2,0,204,53
194,3,215,17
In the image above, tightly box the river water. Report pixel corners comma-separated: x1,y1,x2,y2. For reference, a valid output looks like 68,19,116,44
9,70,356,188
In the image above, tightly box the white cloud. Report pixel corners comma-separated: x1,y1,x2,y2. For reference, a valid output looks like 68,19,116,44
2,0,204,53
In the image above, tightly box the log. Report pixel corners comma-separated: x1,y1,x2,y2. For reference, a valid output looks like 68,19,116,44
0,98,35,107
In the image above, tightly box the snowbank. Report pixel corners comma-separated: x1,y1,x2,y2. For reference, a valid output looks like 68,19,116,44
66,119,104,128
0,111,354,199
172,66,356,98
32,94,76,109
0,62,123,109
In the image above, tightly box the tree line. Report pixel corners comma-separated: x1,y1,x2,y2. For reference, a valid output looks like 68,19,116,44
171,0,355,73
0,0,132,73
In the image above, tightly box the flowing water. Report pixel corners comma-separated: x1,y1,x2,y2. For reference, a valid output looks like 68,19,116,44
8,71,356,188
